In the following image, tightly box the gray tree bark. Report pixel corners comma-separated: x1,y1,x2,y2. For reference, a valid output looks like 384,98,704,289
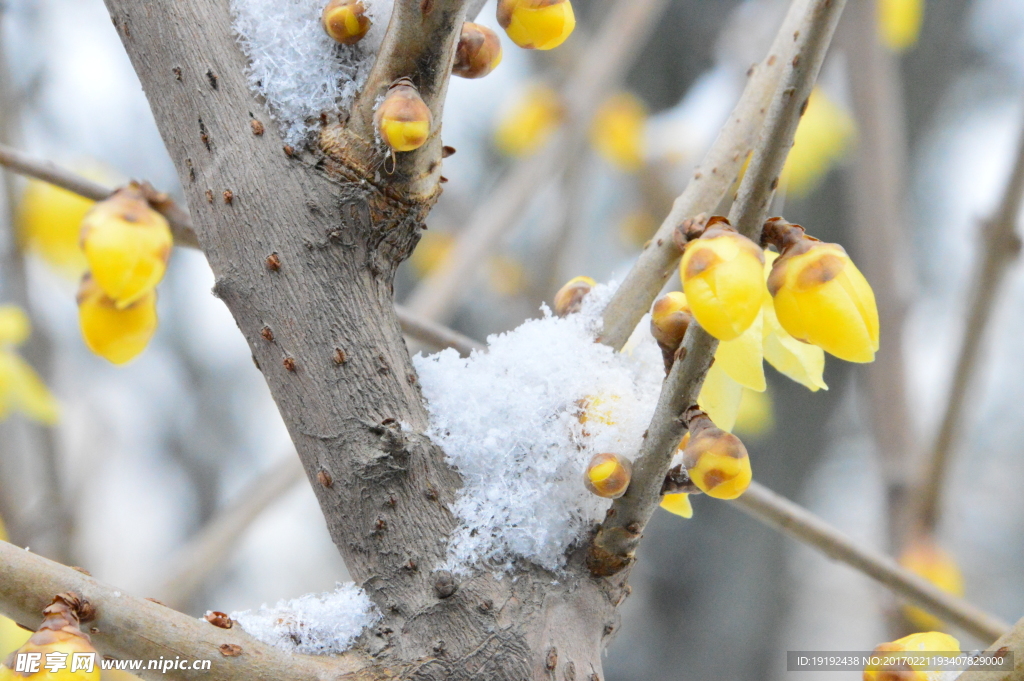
99,1,619,679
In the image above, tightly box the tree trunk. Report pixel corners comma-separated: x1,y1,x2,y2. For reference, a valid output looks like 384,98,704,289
100,1,619,678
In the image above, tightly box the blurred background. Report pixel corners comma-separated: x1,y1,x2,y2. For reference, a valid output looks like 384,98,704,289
1,0,1023,679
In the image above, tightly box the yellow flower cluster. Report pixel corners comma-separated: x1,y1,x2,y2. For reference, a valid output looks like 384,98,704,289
0,306,59,425
77,183,171,365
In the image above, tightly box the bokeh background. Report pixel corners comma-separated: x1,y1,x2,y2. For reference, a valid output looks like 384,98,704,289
1,0,1023,679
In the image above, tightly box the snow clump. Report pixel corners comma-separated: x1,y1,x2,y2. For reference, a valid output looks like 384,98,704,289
413,283,665,574
230,0,394,145
231,583,379,655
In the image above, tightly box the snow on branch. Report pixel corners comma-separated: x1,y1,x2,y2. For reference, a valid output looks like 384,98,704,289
231,584,379,655
230,0,394,145
414,285,664,573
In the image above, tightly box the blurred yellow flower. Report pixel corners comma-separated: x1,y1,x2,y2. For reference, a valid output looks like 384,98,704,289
780,88,855,198
590,92,647,171
898,538,964,632
734,388,774,437
0,306,59,425
409,232,454,278
878,0,924,52
16,180,94,278
698,361,742,432
864,631,959,681
77,276,158,365
660,492,693,518
488,255,526,297
494,85,564,157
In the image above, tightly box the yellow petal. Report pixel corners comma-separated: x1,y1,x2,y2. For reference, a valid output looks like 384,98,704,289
780,88,855,198
0,617,31,665
78,277,158,365
0,306,30,347
81,185,172,308
714,308,765,391
16,180,94,278
698,361,742,433
590,92,647,171
878,0,924,52
660,493,693,518
864,632,959,681
762,294,828,391
0,351,59,425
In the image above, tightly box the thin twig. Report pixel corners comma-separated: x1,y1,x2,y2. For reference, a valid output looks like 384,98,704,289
953,615,1024,681
404,0,668,322
597,0,813,350
731,482,1010,644
917,111,1024,531
588,0,848,576
395,304,484,356
153,455,305,610
0,143,200,248
842,0,916,553
0,142,481,357
0,540,382,681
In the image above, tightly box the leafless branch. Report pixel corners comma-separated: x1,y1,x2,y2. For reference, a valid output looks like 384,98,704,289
954,615,1024,681
153,456,305,610
842,0,916,552
0,142,200,248
395,304,484,355
404,0,669,322
917,110,1024,532
732,482,1010,644
597,0,813,351
589,0,848,576
0,540,385,681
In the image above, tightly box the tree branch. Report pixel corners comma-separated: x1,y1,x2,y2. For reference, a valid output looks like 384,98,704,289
403,0,668,322
597,0,813,351
731,482,1009,644
0,143,199,249
916,110,1024,531
954,616,1024,681
589,0,848,575
0,541,381,681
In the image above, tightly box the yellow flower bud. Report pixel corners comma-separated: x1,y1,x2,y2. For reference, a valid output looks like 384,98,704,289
453,22,503,79
590,93,647,171
682,413,752,500
863,632,960,681
650,292,692,350
584,453,631,499
0,307,30,347
494,85,564,157
898,538,964,632
80,183,172,309
497,0,575,50
77,275,157,366
553,276,595,317
374,79,432,153
321,0,371,45
660,492,693,518
764,218,879,363
679,218,766,341
1,594,100,681
17,179,95,278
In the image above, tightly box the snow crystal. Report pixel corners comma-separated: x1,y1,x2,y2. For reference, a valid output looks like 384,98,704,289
230,0,394,145
413,283,665,573
230,584,379,655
